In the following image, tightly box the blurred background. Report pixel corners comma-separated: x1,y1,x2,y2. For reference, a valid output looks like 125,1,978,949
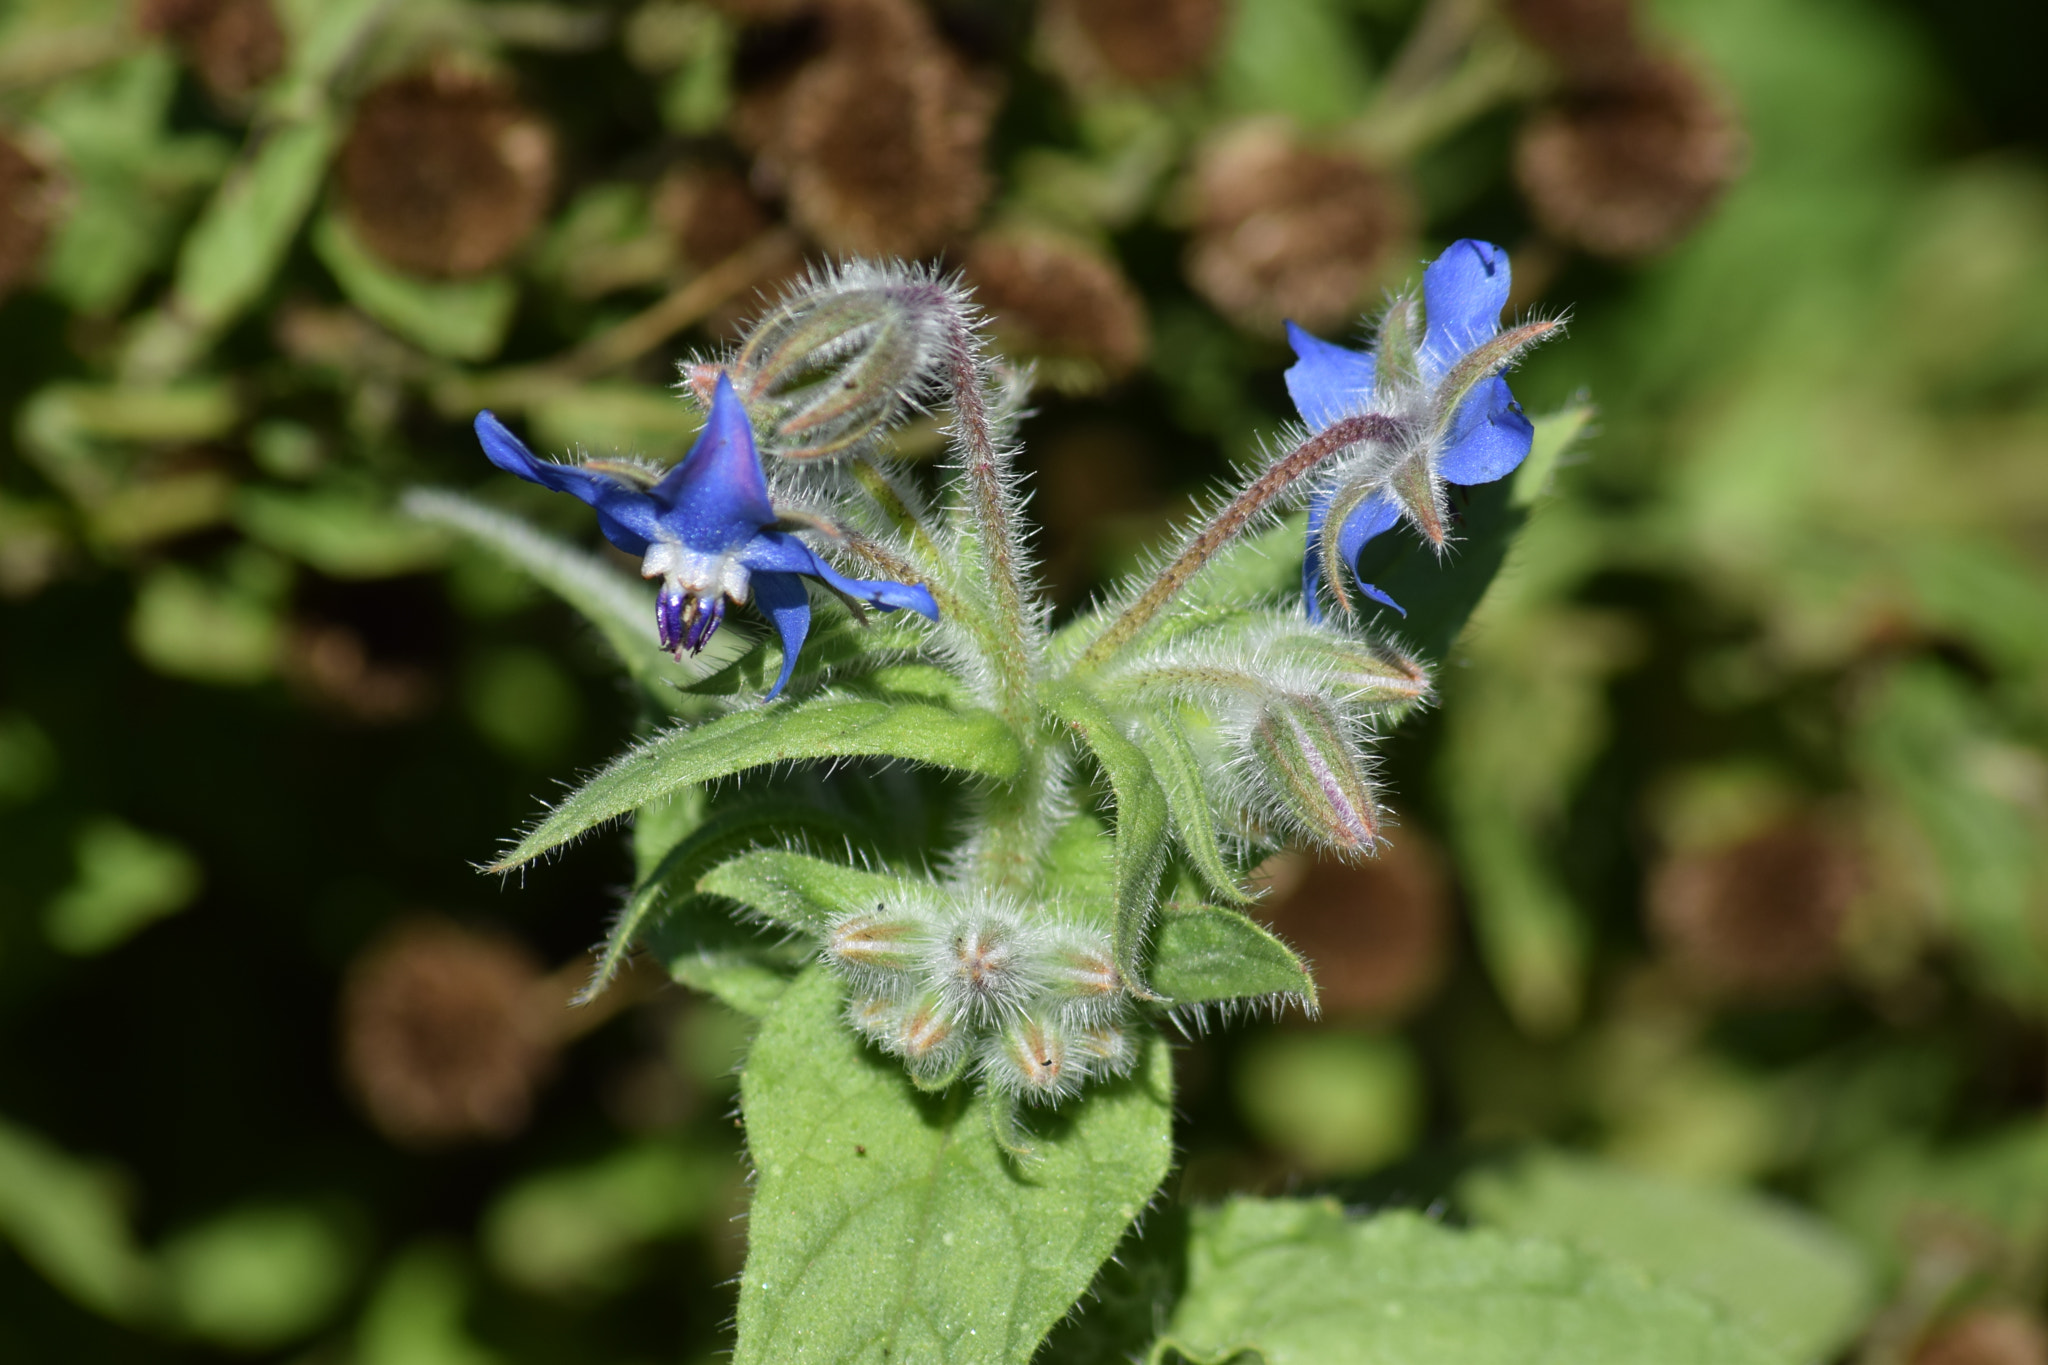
2,0,2046,1361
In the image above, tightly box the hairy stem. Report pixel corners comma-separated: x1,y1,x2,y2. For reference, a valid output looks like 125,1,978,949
1077,413,1404,669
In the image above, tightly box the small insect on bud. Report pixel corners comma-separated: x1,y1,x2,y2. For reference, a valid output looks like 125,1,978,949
726,263,960,460
1038,924,1122,1021
927,908,1039,1024
1245,695,1381,854
1186,121,1413,335
987,1014,1082,1103
825,907,926,986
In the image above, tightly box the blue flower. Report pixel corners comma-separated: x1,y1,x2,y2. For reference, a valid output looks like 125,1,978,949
1286,239,1548,620
473,373,939,699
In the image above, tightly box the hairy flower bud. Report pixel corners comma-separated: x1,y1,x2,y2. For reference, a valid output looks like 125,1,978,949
1515,54,1743,259
1290,636,1433,713
825,907,925,985
336,67,558,278
962,232,1148,391
1187,121,1412,334
928,907,1040,1023
1244,694,1381,853
726,262,961,459
985,1013,1083,1103
1038,923,1122,1021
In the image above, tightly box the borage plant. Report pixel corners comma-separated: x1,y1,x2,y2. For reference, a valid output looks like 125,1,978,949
412,244,1571,1363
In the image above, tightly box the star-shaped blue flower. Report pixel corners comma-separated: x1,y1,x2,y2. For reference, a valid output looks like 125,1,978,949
474,373,939,699
1287,239,1545,620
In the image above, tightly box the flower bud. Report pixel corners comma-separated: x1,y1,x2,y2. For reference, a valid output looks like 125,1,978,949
985,1013,1083,1103
849,988,971,1086
927,907,1039,1024
1244,694,1381,853
1295,636,1432,713
825,907,925,986
336,66,558,278
1073,1021,1139,1079
962,231,1148,392
726,263,962,459
1038,923,1122,1022
1515,54,1743,260
1186,121,1412,334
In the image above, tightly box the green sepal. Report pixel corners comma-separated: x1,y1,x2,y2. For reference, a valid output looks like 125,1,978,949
733,965,1173,1365
493,694,1024,870
584,800,875,1002
1041,680,1170,995
1132,714,1249,905
404,488,747,709
696,847,906,936
1147,903,1315,1010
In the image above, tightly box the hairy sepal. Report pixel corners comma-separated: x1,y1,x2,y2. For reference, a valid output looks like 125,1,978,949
1131,713,1250,906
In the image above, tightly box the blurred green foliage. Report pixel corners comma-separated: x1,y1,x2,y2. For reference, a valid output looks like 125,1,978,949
2,0,2046,1359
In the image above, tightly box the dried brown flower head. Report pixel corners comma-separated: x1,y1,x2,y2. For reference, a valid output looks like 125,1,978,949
1041,0,1227,88
137,0,287,103
1648,817,1861,999
1258,833,1451,1021
1186,121,1412,335
1914,1309,2048,1365
0,134,55,302
340,918,559,1146
335,68,558,278
1516,54,1744,259
963,231,1148,388
736,0,997,257
654,162,777,272
1501,0,1639,80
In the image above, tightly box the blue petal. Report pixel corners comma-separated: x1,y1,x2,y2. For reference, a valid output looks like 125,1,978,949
752,572,811,701
1419,240,1511,383
474,410,661,554
1438,375,1536,486
742,532,940,619
652,372,777,555
1302,489,1333,622
1338,491,1406,617
1283,321,1378,432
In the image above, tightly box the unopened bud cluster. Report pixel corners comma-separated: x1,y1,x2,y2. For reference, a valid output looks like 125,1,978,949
823,895,1138,1103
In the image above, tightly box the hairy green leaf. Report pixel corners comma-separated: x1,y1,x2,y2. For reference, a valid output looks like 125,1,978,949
1148,904,1314,1009
496,696,1022,869
1461,1153,1874,1365
1133,714,1248,905
1152,1199,1780,1365
1042,681,1170,993
405,488,753,705
735,966,1173,1365
697,848,906,936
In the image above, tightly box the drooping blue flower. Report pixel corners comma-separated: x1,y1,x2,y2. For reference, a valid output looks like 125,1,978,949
474,373,938,699
1286,239,1548,620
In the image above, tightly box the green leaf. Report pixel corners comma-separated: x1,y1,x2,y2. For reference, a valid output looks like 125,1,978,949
160,1204,358,1349
1152,1199,1781,1365
237,485,450,578
43,817,203,955
697,848,905,935
591,803,874,1001
1461,1153,1874,1365
1133,713,1249,905
174,115,337,331
403,488,750,705
1042,681,1169,992
496,695,1023,869
312,213,518,362
0,1114,157,1321
735,965,1174,1365
1147,904,1314,1010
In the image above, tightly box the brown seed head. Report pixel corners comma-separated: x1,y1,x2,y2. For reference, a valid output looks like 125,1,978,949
336,68,558,278
1913,1309,2048,1365
1648,817,1861,999
654,162,777,272
1501,0,1640,80
1257,832,1450,1021
0,134,55,302
963,231,1148,386
1041,0,1226,88
739,0,997,257
339,918,557,1146
1515,54,1744,259
137,0,287,102
1186,122,1413,335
